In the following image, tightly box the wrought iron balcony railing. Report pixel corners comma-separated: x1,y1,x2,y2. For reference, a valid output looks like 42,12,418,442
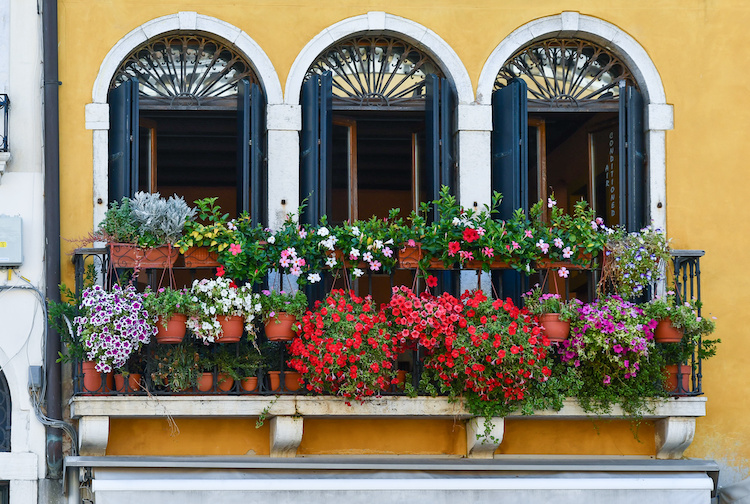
69,247,707,398
0,94,8,152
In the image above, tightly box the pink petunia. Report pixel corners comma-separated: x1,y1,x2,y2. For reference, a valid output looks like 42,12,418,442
229,243,242,256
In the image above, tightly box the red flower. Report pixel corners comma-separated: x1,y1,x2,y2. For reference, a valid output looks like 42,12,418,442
448,241,461,256
426,275,438,288
216,266,225,277
462,228,480,243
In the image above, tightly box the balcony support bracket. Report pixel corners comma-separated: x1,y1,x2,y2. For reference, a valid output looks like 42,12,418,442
466,417,504,458
0,151,10,183
655,416,696,459
270,416,303,458
79,415,109,456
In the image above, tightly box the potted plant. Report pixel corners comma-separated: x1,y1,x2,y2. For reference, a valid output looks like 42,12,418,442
287,289,397,399
186,275,262,343
100,192,196,269
421,291,560,421
151,340,201,392
73,285,155,379
211,345,242,392
331,211,405,276
529,196,606,270
114,349,146,393
237,340,265,392
646,291,719,394
142,286,194,344
557,296,665,417
265,341,303,393
522,285,582,342
260,288,307,341
599,225,671,299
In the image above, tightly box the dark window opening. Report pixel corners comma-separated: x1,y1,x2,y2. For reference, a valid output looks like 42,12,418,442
138,109,239,216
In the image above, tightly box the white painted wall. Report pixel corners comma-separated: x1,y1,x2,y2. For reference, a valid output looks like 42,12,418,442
0,0,48,502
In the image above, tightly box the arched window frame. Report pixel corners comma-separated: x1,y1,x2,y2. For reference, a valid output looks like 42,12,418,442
86,12,282,228
477,11,673,235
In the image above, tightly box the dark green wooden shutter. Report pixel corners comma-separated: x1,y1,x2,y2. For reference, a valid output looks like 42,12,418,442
619,82,646,231
300,72,333,224
251,83,267,226
492,79,528,304
491,79,528,219
108,77,139,202
237,79,251,215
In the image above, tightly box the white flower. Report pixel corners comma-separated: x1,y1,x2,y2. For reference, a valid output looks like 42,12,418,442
325,256,338,268
351,226,360,236
307,272,321,283
352,268,364,278
267,235,276,244
363,251,373,263
548,197,556,208
317,227,330,237
452,217,461,226
349,248,360,258
373,239,383,250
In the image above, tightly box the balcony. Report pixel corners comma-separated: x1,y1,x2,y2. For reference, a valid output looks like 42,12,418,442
67,247,709,460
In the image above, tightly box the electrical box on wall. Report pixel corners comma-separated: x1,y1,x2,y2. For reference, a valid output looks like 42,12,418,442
0,215,23,267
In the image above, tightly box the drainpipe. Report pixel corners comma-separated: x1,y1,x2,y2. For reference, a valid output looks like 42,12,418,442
42,0,63,479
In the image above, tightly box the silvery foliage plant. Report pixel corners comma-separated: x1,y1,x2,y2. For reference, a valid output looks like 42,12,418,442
130,191,197,245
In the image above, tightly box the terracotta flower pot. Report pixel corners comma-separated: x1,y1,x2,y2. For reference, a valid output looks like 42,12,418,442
114,373,142,393
655,318,684,343
216,315,244,343
664,364,691,395
539,313,570,342
154,313,187,344
81,361,113,394
268,371,302,392
264,313,298,341
216,372,234,392
240,376,259,392
196,372,215,392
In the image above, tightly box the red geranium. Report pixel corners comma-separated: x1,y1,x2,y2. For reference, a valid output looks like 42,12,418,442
287,289,398,400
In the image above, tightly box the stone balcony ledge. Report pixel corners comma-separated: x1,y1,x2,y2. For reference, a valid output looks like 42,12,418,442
70,396,705,460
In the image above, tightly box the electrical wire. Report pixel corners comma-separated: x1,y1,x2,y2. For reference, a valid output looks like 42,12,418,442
0,269,78,455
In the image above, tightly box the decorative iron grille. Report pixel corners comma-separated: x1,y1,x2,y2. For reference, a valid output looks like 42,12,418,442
0,94,8,152
495,38,637,108
306,36,443,109
112,34,258,108
0,371,10,451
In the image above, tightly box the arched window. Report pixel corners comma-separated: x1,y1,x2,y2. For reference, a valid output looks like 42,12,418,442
492,38,644,301
301,35,454,225
108,33,267,222
0,371,10,452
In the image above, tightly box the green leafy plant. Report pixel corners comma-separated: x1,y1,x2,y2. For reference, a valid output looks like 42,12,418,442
259,288,308,323
142,286,194,328
522,285,581,320
151,340,201,392
186,276,262,343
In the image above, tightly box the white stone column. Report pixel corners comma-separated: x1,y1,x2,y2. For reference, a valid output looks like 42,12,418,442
269,416,303,458
266,104,301,230
457,103,493,294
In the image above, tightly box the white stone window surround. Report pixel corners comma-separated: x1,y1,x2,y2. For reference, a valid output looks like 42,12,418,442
85,12,283,227
87,11,671,234
282,11,475,228
0,348,43,502
475,11,673,233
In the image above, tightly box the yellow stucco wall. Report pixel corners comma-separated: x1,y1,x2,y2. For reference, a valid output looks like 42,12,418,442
59,0,750,480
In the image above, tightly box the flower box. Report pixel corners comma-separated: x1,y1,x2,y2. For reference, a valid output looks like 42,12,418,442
109,243,178,269
183,246,220,268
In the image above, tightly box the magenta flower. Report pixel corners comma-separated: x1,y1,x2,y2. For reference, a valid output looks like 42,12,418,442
229,243,242,256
